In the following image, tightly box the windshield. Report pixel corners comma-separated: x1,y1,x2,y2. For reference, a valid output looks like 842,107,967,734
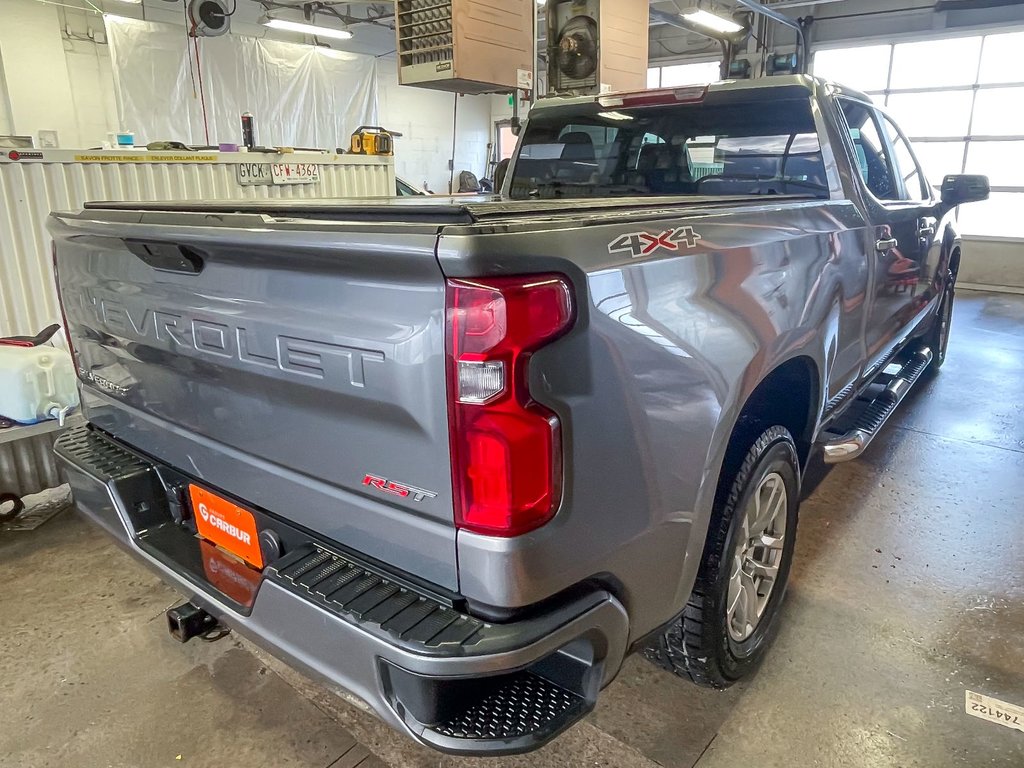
509,95,829,201
396,177,424,196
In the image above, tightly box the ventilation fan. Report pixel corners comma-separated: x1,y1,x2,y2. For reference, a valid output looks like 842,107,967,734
555,15,599,83
546,0,647,95
188,0,231,38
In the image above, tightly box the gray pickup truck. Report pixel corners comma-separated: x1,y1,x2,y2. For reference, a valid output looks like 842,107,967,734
50,75,988,756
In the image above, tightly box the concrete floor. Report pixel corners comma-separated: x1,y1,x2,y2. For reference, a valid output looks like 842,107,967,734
2,290,1022,768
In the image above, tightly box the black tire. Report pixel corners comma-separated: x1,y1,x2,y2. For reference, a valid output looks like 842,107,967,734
925,271,955,371
0,493,25,523
645,426,800,688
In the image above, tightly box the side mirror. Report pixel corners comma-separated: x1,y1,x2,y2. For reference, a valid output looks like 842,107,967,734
941,174,989,206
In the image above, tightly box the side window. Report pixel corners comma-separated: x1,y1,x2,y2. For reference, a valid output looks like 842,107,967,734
396,178,419,196
880,112,929,201
838,99,900,201
513,123,618,189
517,124,620,162
559,124,620,159
632,132,665,169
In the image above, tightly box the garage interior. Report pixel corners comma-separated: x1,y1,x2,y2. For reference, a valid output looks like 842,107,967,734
2,1,1023,767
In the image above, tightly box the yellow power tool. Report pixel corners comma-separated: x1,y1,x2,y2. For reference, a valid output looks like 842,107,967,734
350,126,395,156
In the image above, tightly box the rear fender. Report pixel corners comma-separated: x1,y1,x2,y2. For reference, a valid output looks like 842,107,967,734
669,345,825,620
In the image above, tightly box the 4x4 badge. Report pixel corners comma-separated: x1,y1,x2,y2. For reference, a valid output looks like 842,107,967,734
608,226,703,258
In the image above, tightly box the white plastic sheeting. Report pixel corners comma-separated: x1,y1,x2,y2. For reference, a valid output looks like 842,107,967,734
105,16,378,148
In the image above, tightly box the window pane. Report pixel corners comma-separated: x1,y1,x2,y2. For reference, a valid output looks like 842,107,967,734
813,45,892,91
911,141,966,189
884,91,973,138
840,100,899,200
965,141,1024,187
498,126,517,161
957,192,1024,237
890,37,982,89
979,31,1024,84
893,139,926,199
647,67,661,89
971,88,1024,135
660,61,722,87
881,114,927,200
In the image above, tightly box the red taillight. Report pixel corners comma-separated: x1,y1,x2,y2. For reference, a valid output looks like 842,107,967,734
446,274,574,537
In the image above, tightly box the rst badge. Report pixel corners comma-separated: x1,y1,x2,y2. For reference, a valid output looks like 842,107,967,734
608,226,702,258
362,474,438,502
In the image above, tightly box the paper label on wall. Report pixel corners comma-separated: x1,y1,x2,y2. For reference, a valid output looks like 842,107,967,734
966,691,1024,733
73,154,218,163
517,69,533,89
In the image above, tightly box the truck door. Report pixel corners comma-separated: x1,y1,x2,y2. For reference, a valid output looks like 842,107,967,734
838,98,940,376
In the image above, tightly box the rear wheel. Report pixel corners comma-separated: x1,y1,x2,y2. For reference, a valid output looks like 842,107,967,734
0,493,24,523
926,272,955,370
645,426,800,688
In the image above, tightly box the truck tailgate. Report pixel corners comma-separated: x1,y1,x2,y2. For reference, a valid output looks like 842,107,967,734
49,207,458,589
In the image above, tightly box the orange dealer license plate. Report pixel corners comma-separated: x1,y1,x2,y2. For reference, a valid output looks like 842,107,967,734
189,484,264,569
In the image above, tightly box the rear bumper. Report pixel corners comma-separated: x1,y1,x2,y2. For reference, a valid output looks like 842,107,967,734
54,425,629,756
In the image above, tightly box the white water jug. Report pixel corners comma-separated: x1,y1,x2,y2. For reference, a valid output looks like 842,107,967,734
0,345,79,425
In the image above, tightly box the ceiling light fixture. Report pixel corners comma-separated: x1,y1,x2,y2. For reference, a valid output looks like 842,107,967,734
262,16,353,40
680,8,743,35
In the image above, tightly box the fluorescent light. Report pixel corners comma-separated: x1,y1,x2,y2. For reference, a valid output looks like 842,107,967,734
263,18,353,40
682,9,743,34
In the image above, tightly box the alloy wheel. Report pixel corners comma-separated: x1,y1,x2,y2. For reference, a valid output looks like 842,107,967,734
726,472,788,643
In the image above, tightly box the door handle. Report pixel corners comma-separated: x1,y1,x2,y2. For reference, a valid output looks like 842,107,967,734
124,239,205,274
917,224,935,236
875,237,899,252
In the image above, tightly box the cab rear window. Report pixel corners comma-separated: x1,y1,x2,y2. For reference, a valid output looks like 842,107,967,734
509,96,828,201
